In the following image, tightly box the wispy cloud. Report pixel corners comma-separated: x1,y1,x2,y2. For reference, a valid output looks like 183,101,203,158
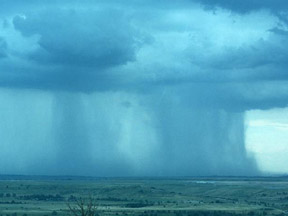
248,120,288,131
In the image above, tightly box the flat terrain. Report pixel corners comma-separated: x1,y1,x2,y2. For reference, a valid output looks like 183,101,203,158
0,176,288,216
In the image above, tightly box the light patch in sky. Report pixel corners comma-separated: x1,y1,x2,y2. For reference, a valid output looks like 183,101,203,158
246,108,288,174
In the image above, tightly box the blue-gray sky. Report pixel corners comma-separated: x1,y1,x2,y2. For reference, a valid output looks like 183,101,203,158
0,0,287,176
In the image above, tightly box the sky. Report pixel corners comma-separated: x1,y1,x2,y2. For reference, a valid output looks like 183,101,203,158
0,0,287,176
246,108,288,174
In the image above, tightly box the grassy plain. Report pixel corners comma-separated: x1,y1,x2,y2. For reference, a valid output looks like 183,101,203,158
0,176,288,216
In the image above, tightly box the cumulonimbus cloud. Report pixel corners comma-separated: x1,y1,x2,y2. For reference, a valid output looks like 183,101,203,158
0,0,288,176
0,2,287,110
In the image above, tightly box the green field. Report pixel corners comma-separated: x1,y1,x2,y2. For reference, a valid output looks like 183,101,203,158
1,176,288,216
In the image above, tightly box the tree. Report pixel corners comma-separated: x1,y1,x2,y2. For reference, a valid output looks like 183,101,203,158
67,197,98,216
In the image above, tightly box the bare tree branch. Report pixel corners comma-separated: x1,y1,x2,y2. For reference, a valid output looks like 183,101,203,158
66,197,98,216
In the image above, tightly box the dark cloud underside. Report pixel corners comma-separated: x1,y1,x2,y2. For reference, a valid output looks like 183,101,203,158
13,9,141,68
196,0,288,13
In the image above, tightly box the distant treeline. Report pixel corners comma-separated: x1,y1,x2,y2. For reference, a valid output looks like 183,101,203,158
18,194,64,201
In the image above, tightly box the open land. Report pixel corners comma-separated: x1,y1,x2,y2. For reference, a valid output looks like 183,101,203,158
0,176,288,216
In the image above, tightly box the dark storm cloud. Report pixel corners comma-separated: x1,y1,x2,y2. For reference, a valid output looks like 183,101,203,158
0,5,150,92
13,9,143,68
270,27,288,36
0,1,287,109
195,0,288,13
186,32,288,80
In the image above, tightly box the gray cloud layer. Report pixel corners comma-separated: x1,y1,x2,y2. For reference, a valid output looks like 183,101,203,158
0,1,287,110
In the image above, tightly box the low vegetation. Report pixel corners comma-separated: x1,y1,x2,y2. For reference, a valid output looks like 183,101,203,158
0,177,288,216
